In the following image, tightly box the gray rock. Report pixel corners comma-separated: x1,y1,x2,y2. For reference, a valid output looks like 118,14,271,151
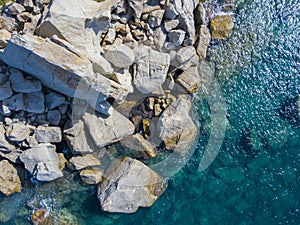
148,9,165,28
92,54,113,76
196,25,211,60
24,91,45,114
0,150,22,164
0,15,19,33
6,122,31,142
80,168,103,185
64,119,95,154
104,44,135,68
0,81,13,101
128,0,144,19
133,46,170,94
35,126,62,143
176,66,201,94
156,96,197,154
83,110,135,148
9,68,42,93
194,3,206,26
0,123,16,152
47,110,61,126
19,0,34,10
98,157,166,213
16,11,31,23
20,144,63,181
164,19,179,32
45,91,66,110
171,46,199,69
153,25,167,50
0,29,11,49
0,72,8,84
69,154,100,170
113,68,134,93
164,4,178,20
168,29,186,46
23,14,41,34
120,133,157,159
0,34,128,110
4,3,26,16
2,94,24,112
0,160,21,196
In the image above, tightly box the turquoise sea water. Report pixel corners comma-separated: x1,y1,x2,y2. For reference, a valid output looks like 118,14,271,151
1,0,300,224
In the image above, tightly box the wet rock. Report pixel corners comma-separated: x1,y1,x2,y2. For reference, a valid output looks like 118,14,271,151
4,3,26,16
176,66,201,94
69,154,100,170
6,122,31,142
24,91,45,114
98,157,166,213
0,81,13,101
148,9,165,28
164,19,179,32
156,96,197,153
45,91,66,110
9,68,42,93
83,110,135,148
209,15,234,40
121,133,157,159
31,208,54,225
0,160,21,196
35,126,62,143
2,93,24,112
80,168,104,185
168,29,186,46
196,25,211,60
0,29,11,49
104,44,135,68
47,110,61,126
20,144,63,181
0,123,16,152
133,46,170,94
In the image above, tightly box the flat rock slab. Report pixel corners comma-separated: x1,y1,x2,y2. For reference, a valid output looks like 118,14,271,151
35,126,62,143
6,122,31,142
133,46,170,94
20,144,63,181
98,157,166,213
104,44,135,68
83,110,135,148
0,160,21,196
69,154,100,170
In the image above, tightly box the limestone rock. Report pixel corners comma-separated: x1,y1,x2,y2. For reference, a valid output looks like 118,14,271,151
128,0,144,19
24,91,45,114
121,133,157,159
210,15,234,40
176,67,201,94
16,11,31,23
20,144,63,181
164,19,179,32
164,4,178,20
0,81,13,101
80,168,103,185
83,110,135,148
168,29,186,46
133,46,170,94
6,122,31,142
196,25,211,60
9,68,42,93
0,150,22,164
0,123,16,152
152,25,167,50
69,154,100,170
98,157,166,213
57,153,67,171
148,10,165,28
0,160,21,196
92,54,113,75
171,46,199,70
156,96,197,154
4,3,26,16
104,44,135,68
0,29,11,49
113,68,134,93
35,126,62,143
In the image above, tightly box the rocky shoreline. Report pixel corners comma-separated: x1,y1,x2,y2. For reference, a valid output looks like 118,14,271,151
0,0,235,222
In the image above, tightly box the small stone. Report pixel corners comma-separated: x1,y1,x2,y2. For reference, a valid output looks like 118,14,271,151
4,3,26,16
9,68,42,93
80,168,104,185
0,29,11,49
0,160,21,196
69,154,101,170
210,15,234,40
24,91,45,114
131,29,146,41
47,110,61,126
6,122,31,142
104,44,135,68
164,19,179,32
16,11,31,23
168,29,186,46
164,4,178,20
148,10,165,28
0,81,13,101
0,150,22,164
45,91,66,110
35,126,62,143
196,25,211,60
2,93,24,112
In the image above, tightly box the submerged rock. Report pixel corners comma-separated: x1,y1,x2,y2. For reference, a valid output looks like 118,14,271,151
0,160,21,196
209,15,234,40
98,157,166,213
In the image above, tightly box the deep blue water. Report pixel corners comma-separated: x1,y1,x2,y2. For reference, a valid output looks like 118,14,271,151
0,0,300,224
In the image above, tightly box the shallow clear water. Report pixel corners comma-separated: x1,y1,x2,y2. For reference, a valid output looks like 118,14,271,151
1,0,300,224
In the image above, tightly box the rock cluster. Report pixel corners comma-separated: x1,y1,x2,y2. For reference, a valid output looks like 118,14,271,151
0,0,234,215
